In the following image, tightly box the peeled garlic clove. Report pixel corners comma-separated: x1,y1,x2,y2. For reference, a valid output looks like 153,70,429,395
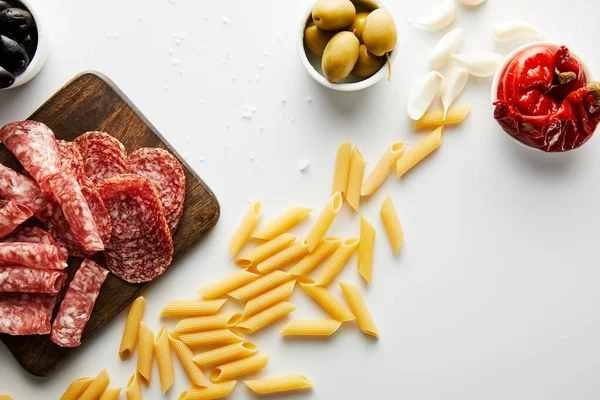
450,53,504,78
440,67,468,118
429,27,464,69
459,0,487,6
407,71,444,120
409,0,455,32
493,22,544,43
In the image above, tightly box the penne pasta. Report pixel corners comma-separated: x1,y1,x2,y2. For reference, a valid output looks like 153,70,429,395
380,194,404,255
178,391,187,400
299,283,355,321
174,313,242,334
197,269,260,299
396,126,444,178
414,106,470,129
361,142,406,196
346,147,365,212
160,299,227,317
169,334,210,387
306,193,343,252
251,206,313,240
280,320,342,336
193,341,259,367
155,326,175,393
228,270,293,301
332,140,353,197
183,381,237,400
235,233,296,268
244,375,313,394
178,329,244,347
210,354,270,382
137,322,154,386
242,280,296,319
288,237,341,277
125,373,142,400
339,281,379,337
256,241,308,274
314,237,360,286
358,216,376,283
59,377,94,400
119,296,146,360
99,388,122,400
228,200,262,257
236,302,296,334
79,369,110,400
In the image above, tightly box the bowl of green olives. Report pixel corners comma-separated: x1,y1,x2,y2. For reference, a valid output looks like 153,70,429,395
298,0,397,91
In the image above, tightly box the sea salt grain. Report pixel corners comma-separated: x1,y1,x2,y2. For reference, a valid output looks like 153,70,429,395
222,16,231,25
280,96,287,104
297,159,310,171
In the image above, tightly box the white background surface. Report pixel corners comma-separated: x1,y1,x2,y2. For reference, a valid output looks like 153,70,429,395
1,0,600,399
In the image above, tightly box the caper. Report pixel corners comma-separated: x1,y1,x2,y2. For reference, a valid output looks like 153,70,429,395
362,8,397,57
321,31,360,82
312,0,356,32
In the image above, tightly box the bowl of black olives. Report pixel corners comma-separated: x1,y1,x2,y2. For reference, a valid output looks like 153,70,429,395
0,0,48,90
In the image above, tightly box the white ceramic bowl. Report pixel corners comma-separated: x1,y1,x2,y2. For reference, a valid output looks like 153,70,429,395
1,0,49,90
297,0,396,92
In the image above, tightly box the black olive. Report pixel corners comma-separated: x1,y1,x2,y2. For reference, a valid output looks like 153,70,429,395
20,32,36,58
0,7,33,36
0,1,11,11
0,65,15,88
0,34,29,74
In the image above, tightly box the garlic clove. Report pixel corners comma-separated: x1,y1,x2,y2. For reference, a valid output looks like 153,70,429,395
450,53,504,78
429,27,464,69
493,22,544,43
459,0,487,6
440,67,469,118
407,71,444,121
409,0,456,32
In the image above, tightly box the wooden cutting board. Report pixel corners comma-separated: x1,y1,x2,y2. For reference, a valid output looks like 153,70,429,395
0,71,220,377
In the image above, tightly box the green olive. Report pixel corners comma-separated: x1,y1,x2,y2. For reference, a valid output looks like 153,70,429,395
362,8,397,57
351,45,384,79
346,11,369,43
312,0,356,32
321,31,360,82
304,24,335,57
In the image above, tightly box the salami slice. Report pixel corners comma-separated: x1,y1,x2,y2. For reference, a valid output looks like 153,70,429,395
98,174,173,283
0,243,67,270
0,293,54,335
57,140,85,181
74,131,128,161
0,121,61,194
83,156,129,185
0,265,65,293
0,163,48,216
1,226,69,261
80,177,112,245
0,200,32,239
128,148,186,233
50,259,108,347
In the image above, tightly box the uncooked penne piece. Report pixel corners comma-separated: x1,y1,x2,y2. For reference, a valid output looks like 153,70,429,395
178,391,187,400
361,142,406,196
79,369,110,400
380,194,404,255
193,341,259,367
210,354,270,382
299,283,354,321
160,299,227,317
98,388,122,400
155,326,175,393
339,281,379,337
235,233,296,268
346,147,365,212
179,329,244,347
119,296,146,360
228,200,262,257
174,313,242,334
288,237,341,277
314,238,360,286
256,241,309,273
306,193,343,252
228,270,293,301
244,374,313,395
396,126,444,178
236,302,296,334
125,373,142,400
358,216,376,283
280,320,342,336
332,140,352,197
59,377,93,400
197,269,260,299
137,322,154,386
169,334,210,387
252,206,313,240
414,106,470,129
242,280,296,319
183,381,237,400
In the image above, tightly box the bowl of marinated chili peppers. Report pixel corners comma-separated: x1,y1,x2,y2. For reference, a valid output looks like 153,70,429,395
492,42,599,153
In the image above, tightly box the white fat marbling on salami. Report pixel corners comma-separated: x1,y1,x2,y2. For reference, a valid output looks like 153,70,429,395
0,163,48,216
57,140,85,181
1,226,69,261
0,293,55,335
0,200,33,239
0,243,67,270
83,156,128,185
74,131,127,161
0,265,64,293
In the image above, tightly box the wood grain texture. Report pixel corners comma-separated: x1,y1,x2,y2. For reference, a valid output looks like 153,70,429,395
0,72,220,377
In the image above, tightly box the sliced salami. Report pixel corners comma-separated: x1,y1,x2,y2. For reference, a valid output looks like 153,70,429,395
0,293,54,335
83,156,129,185
74,131,128,161
80,177,112,245
0,121,61,194
57,140,85,181
128,148,186,233
0,163,48,216
0,243,67,270
0,200,32,239
50,259,108,347
98,174,173,283
1,226,69,261
0,266,65,293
